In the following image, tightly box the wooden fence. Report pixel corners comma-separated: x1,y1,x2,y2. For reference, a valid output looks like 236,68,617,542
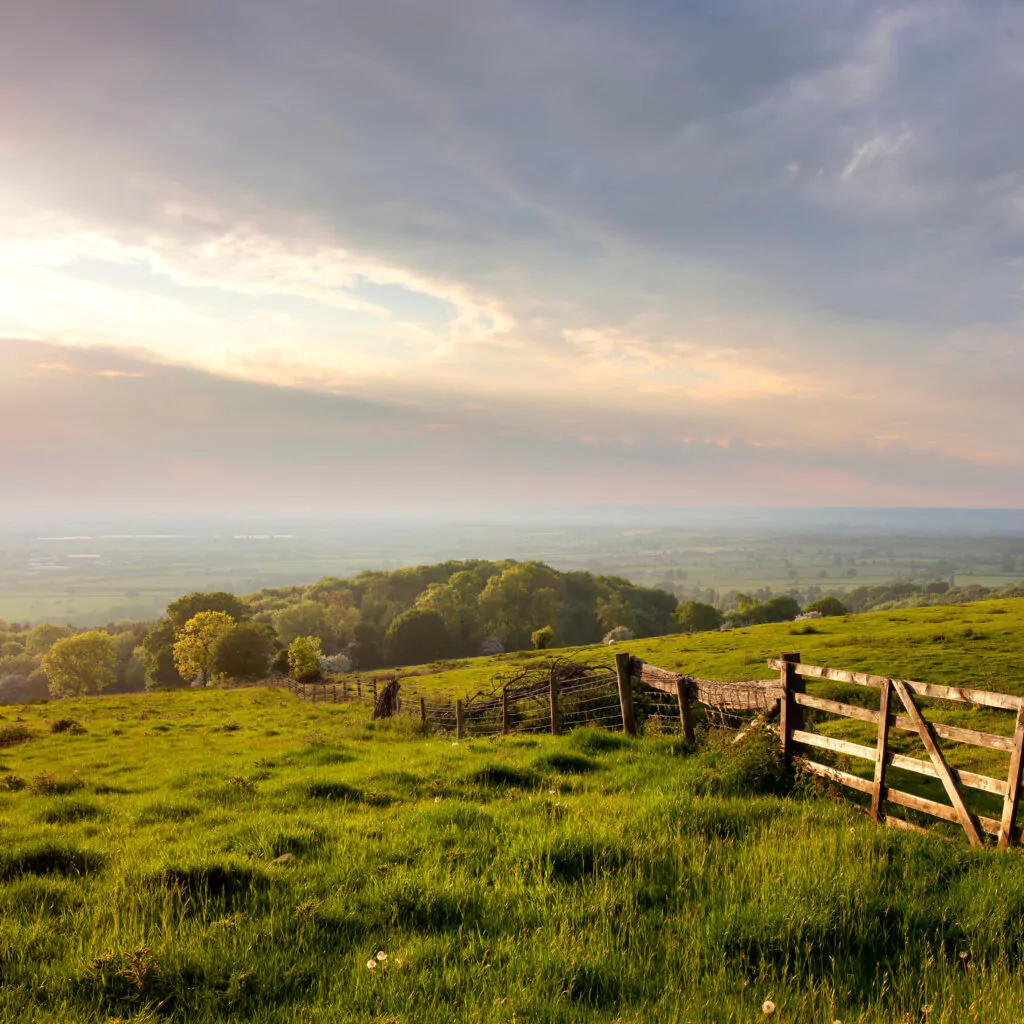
765,654,1024,849
274,650,1024,848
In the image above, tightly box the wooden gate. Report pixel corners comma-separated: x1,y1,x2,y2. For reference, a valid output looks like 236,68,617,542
768,656,1024,848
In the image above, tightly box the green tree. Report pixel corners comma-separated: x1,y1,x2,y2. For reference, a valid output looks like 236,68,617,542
139,618,186,690
384,608,451,666
167,592,249,630
211,622,275,682
531,625,555,650
675,600,723,633
26,623,71,655
42,631,117,697
274,600,335,650
805,596,847,617
173,611,236,686
288,635,323,681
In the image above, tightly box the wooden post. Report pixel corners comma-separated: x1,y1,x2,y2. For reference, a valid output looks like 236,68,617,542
870,678,892,822
615,652,636,736
892,678,982,847
549,669,561,736
357,680,362,698
675,676,694,743
455,699,465,740
332,684,337,703
998,702,1024,849
778,652,800,761
419,696,427,730
501,687,510,735
342,678,348,699
372,680,378,702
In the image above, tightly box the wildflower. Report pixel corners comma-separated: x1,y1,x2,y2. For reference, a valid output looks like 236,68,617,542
366,959,377,969
377,951,387,961
548,788,555,795
433,795,442,803
762,1000,776,1016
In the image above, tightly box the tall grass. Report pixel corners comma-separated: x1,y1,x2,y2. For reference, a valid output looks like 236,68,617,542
1,688,1023,1022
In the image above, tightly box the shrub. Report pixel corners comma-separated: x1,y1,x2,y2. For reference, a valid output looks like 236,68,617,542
288,636,323,682
51,718,86,735
0,723,33,747
531,625,555,650
805,596,848,617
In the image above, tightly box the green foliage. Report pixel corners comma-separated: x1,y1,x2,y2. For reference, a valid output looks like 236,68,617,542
173,612,236,687
531,625,555,650
25,623,71,656
210,622,275,683
806,596,848,616
274,600,335,650
287,635,323,681
675,600,723,633
384,608,451,666
41,631,117,697
139,617,185,690
167,592,250,630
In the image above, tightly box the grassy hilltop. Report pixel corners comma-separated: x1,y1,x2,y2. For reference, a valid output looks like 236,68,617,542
3,601,1024,1022
361,596,1024,698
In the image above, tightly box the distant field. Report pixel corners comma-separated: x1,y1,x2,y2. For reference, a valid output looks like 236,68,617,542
4,687,1024,1022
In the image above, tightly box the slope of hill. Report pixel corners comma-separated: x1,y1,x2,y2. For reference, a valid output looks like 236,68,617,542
3,687,1024,1022
365,596,1024,701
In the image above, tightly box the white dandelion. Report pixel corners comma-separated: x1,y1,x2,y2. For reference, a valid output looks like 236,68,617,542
366,959,377,969
762,1000,776,1016
376,951,387,961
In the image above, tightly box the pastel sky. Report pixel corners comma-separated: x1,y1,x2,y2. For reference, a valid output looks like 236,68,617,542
2,1,1024,518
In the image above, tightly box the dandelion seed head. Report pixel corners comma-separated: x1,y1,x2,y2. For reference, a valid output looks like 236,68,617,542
762,999,776,1016
366,959,377,969
377,951,387,960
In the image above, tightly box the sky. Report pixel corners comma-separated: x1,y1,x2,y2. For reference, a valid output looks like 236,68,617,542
2,0,1024,519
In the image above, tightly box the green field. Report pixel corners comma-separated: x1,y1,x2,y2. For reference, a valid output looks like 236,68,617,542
1,691,1024,1019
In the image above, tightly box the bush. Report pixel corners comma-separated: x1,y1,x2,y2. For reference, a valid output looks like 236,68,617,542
0,723,33,747
288,636,323,682
531,625,555,650
50,718,86,735
805,596,847,617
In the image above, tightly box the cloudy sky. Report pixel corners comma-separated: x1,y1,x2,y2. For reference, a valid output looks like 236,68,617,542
2,0,1023,519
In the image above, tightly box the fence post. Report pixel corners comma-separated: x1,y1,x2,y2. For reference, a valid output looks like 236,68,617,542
778,652,800,761
455,699,465,740
501,687,510,735
615,652,636,736
372,680,378,703
419,696,427,730
343,678,348,699
675,676,695,743
332,684,337,703
870,677,893,822
357,680,362,698
549,669,561,736
998,702,1024,849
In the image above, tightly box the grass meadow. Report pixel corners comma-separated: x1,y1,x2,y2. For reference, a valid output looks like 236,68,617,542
4,685,1024,1022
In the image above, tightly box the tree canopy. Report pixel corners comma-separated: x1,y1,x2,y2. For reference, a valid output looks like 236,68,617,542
42,631,117,697
173,611,236,686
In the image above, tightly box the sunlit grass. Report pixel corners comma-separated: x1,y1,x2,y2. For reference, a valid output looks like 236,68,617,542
2,686,1024,1022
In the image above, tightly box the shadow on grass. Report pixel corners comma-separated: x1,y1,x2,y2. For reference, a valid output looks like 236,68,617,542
0,843,105,881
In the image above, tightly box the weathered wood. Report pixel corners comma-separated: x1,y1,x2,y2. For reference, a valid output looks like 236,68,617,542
630,657,780,710
615,652,636,736
870,678,892,822
501,687,510,735
998,703,1024,849
419,696,427,727
372,680,378,701
779,652,800,760
886,786,1001,837
797,756,874,794
342,678,349,699
790,729,877,762
794,691,880,724
357,680,362,697
766,660,1022,711
887,751,1006,796
792,692,1013,751
549,670,561,736
676,676,694,743
892,678,982,846
455,699,465,740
